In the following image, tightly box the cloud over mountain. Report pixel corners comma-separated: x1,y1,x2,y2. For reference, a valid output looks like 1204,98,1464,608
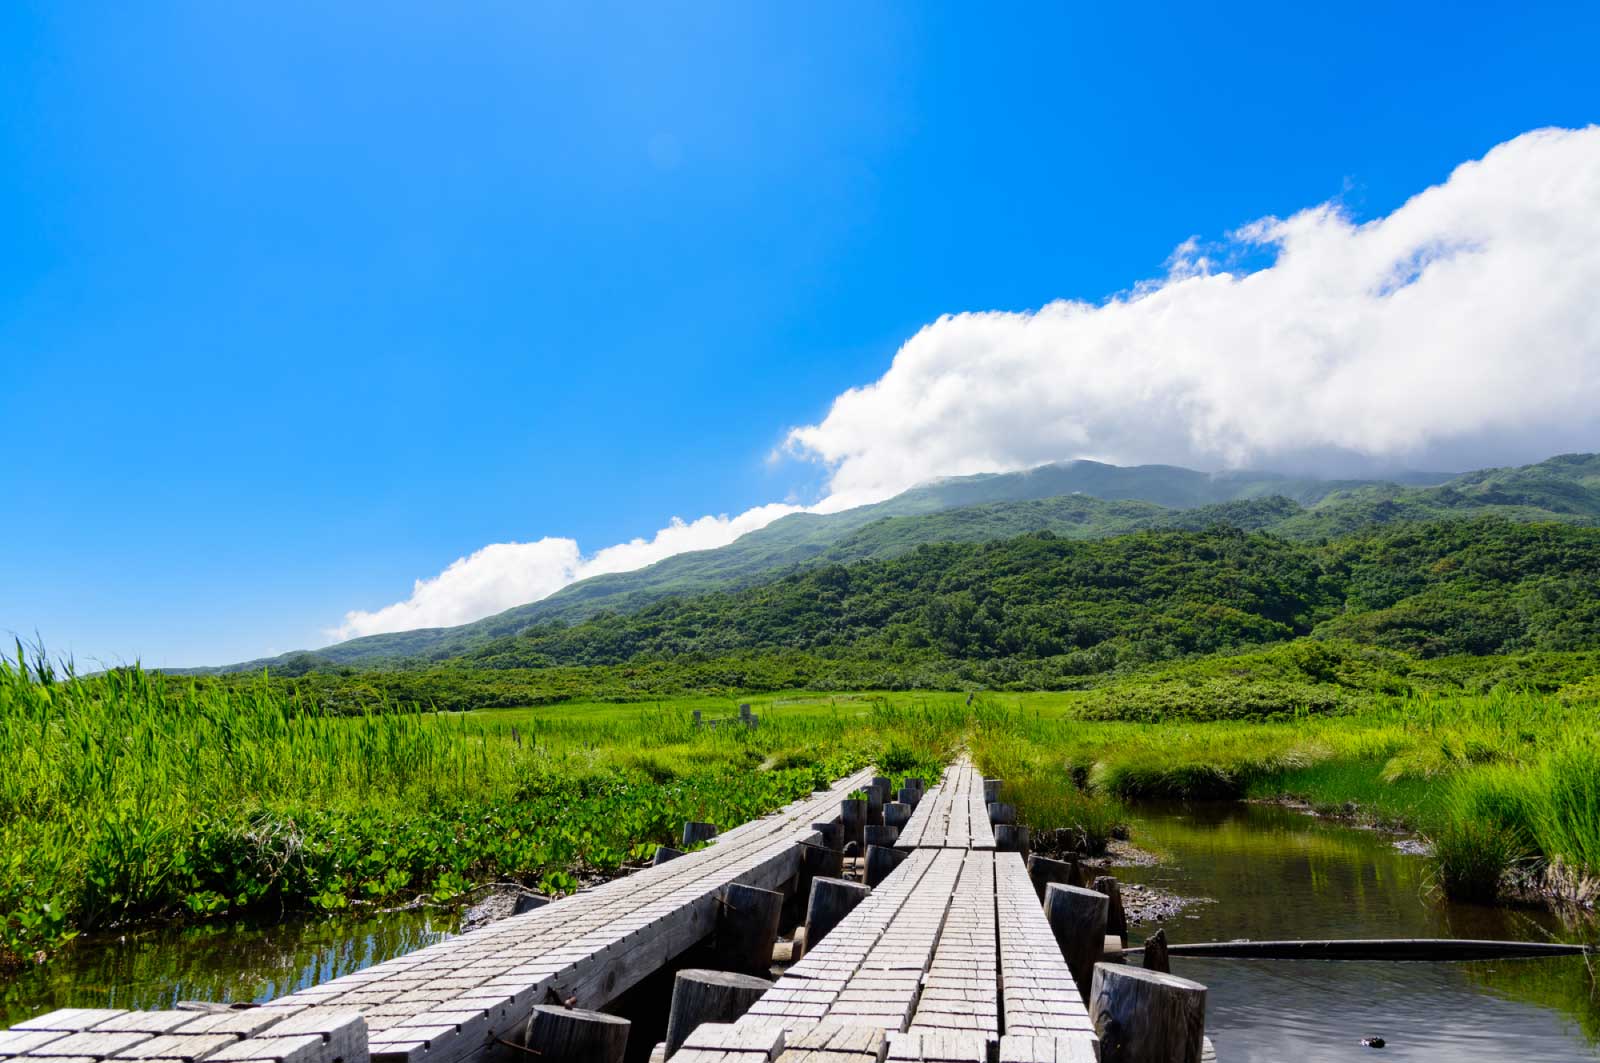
334,126,1600,640
788,126,1600,505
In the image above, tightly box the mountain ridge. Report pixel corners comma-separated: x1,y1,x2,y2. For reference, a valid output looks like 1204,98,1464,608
180,453,1600,674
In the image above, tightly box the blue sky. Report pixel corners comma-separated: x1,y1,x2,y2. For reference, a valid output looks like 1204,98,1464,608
4,2,1599,667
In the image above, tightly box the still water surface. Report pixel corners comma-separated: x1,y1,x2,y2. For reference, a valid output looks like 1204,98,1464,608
2,803,1595,1059
1121,802,1598,1061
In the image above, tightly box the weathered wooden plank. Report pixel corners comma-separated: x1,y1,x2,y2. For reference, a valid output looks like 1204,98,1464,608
993,854,1096,1041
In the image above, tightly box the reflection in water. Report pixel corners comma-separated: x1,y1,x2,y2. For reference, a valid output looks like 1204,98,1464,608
1121,802,1599,1062
0,909,458,1028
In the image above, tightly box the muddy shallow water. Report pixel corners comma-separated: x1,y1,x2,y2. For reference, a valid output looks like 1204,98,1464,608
3,801,1597,1059
1117,801,1599,1061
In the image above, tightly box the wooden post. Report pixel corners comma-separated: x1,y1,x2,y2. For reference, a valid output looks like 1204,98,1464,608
872,775,895,799
1141,928,1170,974
987,801,1017,825
692,710,702,728
905,776,925,794
714,883,783,975
512,892,550,915
523,1005,629,1063
883,801,911,829
653,846,685,867
663,969,773,1058
840,798,866,850
1027,854,1077,901
810,820,842,850
864,824,900,848
994,823,1030,855
805,876,871,946
864,844,908,887
983,778,1003,803
866,785,885,827
1044,883,1107,1002
1092,875,1128,945
897,786,920,809
1089,964,1206,1063
682,821,718,848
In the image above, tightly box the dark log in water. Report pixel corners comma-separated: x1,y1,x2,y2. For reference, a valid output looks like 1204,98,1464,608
1125,938,1597,961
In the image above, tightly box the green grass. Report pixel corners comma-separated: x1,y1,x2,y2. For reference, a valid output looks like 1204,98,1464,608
7,637,1599,970
0,654,963,968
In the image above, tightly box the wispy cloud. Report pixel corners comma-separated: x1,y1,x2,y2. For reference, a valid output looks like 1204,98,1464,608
331,505,800,640
333,126,1600,641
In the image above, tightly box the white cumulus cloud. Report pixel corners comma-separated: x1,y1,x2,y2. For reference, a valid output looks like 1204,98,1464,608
332,126,1600,642
331,504,801,640
788,125,1600,502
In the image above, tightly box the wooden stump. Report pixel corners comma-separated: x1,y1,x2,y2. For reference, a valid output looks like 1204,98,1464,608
810,820,842,850
866,786,886,827
653,846,685,867
884,801,912,829
1027,854,1077,902
512,892,550,915
987,801,1017,825
897,786,920,808
523,1005,629,1063
872,775,895,799
714,883,783,975
840,799,866,850
1044,883,1107,1002
682,821,718,848
864,844,909,887
1089,964,1206,1063
905,776,926,795
1141,928,1170,974
983,778,1003,803
994,823,1030,855
805,876,871,945
792,841,843,926
663,969,772,1058
864,824,900,848
1092,875,1128,945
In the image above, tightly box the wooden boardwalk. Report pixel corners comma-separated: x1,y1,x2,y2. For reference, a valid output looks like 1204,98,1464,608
3,756,1204,1063
893,760,995,851
674,758,1098,1063
0,768,875,1063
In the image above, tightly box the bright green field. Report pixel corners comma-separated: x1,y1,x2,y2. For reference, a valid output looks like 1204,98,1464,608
5,649,1597,970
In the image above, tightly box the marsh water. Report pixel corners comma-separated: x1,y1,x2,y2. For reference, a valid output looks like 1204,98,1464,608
3,803,1596,1059
0,909,459,1028
1120,802,1599,1060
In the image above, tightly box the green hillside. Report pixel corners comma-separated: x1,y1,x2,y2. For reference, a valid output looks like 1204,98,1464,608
188,454,1600,674
456,516,1600,676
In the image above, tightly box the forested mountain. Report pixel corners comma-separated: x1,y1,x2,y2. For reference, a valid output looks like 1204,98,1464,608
188,454,1600,674
459,518,1600,677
